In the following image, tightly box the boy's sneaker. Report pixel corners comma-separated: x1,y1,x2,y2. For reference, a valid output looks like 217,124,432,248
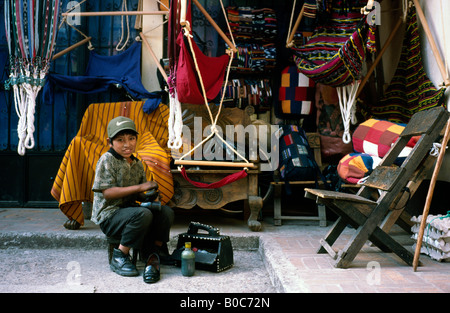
110,248,139,276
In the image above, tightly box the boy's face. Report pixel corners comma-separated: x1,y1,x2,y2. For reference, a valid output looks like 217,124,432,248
108,132,137,160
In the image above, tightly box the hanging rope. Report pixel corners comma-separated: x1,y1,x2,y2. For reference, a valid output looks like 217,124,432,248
336,80,360,144
4,0,61,155
116,0,130,51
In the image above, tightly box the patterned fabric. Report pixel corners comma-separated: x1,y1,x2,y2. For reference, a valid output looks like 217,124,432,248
279,65,315,116
370,6,446,123
337,153,381,184
51,101,174,226
291,0,376,87
352,119,417,158
337,118,417,183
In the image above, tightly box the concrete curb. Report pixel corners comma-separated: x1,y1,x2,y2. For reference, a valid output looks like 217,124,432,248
0,230,286,292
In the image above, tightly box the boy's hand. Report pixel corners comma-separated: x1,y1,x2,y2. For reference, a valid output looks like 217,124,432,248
141,181,158,192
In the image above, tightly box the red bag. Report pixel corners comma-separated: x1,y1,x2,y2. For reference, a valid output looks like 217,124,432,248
175,0,230,104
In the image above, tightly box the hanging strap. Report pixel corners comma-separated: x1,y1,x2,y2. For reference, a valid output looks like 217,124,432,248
180,167,248,189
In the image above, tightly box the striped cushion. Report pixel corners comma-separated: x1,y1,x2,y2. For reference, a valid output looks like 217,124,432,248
51,101,173,226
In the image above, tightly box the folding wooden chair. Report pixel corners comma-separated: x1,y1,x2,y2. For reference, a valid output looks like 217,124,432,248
305,107,449,268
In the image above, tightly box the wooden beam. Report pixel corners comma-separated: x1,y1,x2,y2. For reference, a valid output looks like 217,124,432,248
174,159,255,168
413,118,450,271
62,11,168,17
140,32,168,83
52,37,92,60
357,17,403,97
286,4,305,48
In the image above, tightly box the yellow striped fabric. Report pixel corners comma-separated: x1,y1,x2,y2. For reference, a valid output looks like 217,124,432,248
51,101,174,226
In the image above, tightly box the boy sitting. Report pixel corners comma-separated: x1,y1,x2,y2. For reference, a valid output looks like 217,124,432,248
91,116,174,283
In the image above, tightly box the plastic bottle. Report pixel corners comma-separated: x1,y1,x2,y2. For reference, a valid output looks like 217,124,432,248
181,242,195,276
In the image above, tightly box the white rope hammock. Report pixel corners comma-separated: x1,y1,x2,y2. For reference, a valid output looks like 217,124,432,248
336,80,360,144
173,0,252,169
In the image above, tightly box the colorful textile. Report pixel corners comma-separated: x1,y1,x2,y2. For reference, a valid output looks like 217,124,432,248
370,6,446,123
51,101,174,226
352,119,417,158
337,153,380,184
291,0,376,87
337,118,418,183
44,42,162,113
279,65,315,115
175,0,230,105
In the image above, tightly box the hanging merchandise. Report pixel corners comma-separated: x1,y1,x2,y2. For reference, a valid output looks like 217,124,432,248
370,5,446,124
287,0,376,144
168,0,254,187
4,0,62,155
289,0,376,87
43,41,163,113
278,65,315,117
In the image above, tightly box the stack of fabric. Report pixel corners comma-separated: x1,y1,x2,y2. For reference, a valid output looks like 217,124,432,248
226,6,277,72
411,214,450,262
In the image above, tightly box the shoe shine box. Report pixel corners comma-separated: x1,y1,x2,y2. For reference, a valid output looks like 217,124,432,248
172,222,233,272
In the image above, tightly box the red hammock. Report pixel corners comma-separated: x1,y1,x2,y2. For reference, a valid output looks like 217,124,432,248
169,0,250,189
172,0,230,104
180,167,248,189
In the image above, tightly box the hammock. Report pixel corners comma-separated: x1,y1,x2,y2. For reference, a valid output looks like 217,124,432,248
43,41,162,113
289,0,376,143
168,0,253,188
370,6,446,123
291,0,376,87
166,0,231,149
4,0,61,155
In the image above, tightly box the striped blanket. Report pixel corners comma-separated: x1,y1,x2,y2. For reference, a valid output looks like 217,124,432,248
291,0,376,87
370,6,446,123
51,101,174,226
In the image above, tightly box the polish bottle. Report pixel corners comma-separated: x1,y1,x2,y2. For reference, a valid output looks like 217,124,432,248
181,242,195,276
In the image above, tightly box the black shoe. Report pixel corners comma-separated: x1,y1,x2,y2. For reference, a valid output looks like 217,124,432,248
155,243,176,265
110,248,139,277
143,253,160,283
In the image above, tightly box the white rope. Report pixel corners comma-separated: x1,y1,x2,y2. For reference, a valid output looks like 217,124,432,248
336,80,360,144
116,0,130,51
14,85,28,156
167,87,183,149
430,142,448,157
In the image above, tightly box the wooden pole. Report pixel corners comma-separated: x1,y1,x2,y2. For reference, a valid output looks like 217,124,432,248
412,0,450,87
62,11,168,17
286,4,305,48
356,17,403,98
52,37,92,60
174,159,255,168
191,0,237,53
413,118,450,271
140,32,168,83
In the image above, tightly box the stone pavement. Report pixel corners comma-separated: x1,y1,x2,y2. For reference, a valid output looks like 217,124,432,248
0,208,449,293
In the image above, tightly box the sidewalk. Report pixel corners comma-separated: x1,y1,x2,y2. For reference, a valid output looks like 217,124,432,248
1,208,449,293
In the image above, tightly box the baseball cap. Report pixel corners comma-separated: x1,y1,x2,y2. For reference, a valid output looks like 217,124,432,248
107,116,138,138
